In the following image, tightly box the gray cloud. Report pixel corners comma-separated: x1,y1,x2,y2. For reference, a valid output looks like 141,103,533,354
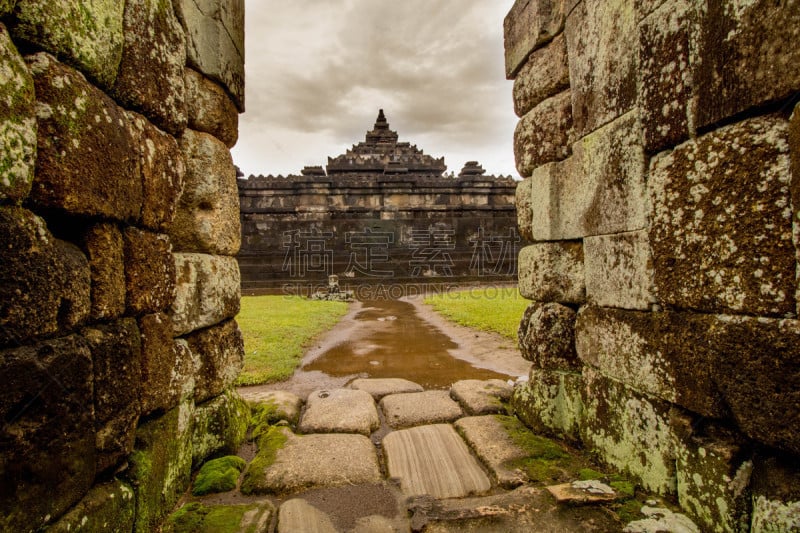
233,0,517,177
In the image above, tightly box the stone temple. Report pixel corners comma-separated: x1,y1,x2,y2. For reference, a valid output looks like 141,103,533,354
238,110,521,293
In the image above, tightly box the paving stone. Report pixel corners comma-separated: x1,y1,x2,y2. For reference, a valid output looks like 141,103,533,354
257,430,382,494
455,416,529,489
239,390,303,426
623,506,700,533
383,424,491,499
277,499,337,533
450,379,512,416
298,388,380,436
547,480,618,504
380,391,463,429
350,377,424,400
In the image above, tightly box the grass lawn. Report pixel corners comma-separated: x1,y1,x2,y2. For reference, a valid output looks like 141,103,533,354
235,295,350,386
424,286,529,341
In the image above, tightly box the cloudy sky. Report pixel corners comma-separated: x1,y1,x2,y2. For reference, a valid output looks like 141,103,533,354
231,0,519,178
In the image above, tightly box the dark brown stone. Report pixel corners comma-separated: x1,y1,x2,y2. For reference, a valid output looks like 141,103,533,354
25,53,141,221
83,223,126,321
514,89,573,177
81,318,141,474
123,227,175,316
565,0,638,137
638,0,694,153
0,335,95,531
138,312,192,415
575,306,728,418
649,115,795,317
513,33,570,117
111,0,187,135
694,0,800,129
185,318,243,403
127,111,186,232
518,302,579,370
0,206,90,346
185,67,239,148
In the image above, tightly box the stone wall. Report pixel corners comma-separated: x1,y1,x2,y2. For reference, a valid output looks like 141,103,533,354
508,1,800,531
239,173,520,292
0,1,245,531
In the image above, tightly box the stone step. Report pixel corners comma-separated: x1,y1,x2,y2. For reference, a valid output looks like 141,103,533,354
382,424,491,499
450,379,512,415
239,389,304,425
454,415,530,488
277,499,338,533
350,377,424,399
298,388,380,435
379,390,463,429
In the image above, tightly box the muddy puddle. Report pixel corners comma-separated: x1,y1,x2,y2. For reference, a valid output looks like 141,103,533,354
248,298,528,397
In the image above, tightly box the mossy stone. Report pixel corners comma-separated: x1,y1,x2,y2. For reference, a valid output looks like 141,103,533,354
240,426,288,495
164,501,275,533
192,455,246,496
192,390,249,467
46,479,135,533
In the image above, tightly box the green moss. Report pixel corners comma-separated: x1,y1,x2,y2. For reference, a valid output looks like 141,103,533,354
249,401,280,439
240,426,288,495
164,502,265,533
578,468,604,480
192,455,247,496
495,414,580,483
192,391,250,467
615,498,645,524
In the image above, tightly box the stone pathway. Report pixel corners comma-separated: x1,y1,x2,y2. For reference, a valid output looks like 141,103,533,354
168,378,700,532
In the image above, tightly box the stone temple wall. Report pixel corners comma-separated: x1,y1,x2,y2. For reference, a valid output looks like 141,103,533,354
508,0,800,530
0,1,245,531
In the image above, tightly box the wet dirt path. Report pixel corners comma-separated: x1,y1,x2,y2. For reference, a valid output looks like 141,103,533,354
243,296,530,398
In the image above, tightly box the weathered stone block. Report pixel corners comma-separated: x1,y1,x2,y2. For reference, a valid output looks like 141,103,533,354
139,312,196,415
512,369,583,443
46,479,135,533
528,112,647,241
565,0,638,136
790,103,800,316
127,400,194,533
750,454,800,533
513,33,570,117
127,112,186,232
584,230,655,310
170,253,240,336
515,177,533,241
649,115,794,317
26,53,141,221
11,0,124,89
82,318,142,474
514,90,573,176
709,316,800,455
185,318,244,403
694,0,800,129
174,0,244,111
185,67,239,148
675,423,753,533
0,2,14,17
504,0,565,78
192,390,248,467
0,207,90,345
111,0,187,135
172,129,240,255
123,227,175,315
518,242,585,304
83,223,126,321
580,368,678,495
517,302,579,370
638,0,694,153
0,335,95,532
0,23,35,204
575,306,727,418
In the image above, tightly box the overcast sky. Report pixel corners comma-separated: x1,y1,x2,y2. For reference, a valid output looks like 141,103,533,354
231,0,518,178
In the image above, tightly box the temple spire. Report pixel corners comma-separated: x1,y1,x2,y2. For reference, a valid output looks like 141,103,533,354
375,109,388,130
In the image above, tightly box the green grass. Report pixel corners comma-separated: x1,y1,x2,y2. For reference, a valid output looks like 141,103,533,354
424,287,529,340
235,295,350,386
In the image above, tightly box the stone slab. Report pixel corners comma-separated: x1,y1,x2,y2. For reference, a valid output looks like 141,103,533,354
455,416,529,488
277,499,337,533
258,430,382,494
648,115,794,317
623,506,701,533
504,0,565,78
0,23,36,204
518,242,585,304
546,480,617,504
512,369,583,443
298,388,380,436
518,302,579,370
513,33,570,117
349,378,424,400
514,89,573,177
239,390,304,426
380,391,463,429
450,379,512,416
584,230,655,310
383,424,491,498
170,253,241,336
